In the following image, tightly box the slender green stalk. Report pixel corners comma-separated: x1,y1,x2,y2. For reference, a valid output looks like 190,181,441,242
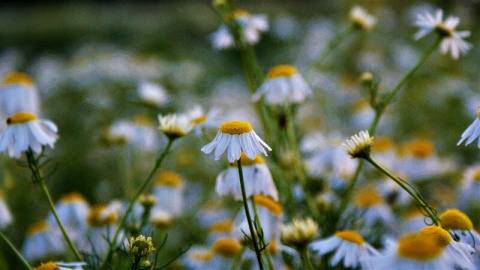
0,230,32,270
237,159,264,270
250,199,274,270
365,155,440,225
230,246,246,270
298,246,314,270
99,139,174,269
25,150,82,261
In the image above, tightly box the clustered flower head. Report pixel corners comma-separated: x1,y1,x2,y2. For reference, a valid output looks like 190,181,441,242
342,130,374,159
128,235,156,258
414,8,471,59
349,5,376,30
280,217,318,248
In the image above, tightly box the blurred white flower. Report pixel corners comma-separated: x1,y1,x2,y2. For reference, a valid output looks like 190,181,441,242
22,220,65,262
137,81,168,107
158,113,194,140
0,72,40,116
349,6,376,30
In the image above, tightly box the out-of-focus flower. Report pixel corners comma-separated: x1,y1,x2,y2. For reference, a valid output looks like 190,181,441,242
209,10,269,49
201,121,271,162
186,105,223,136
414,9,471,59
0,111,58,158
128,235,155,257
439,209,480,252
104,116,161,151
458,107,480,148
182,245,213,269
137,81,168,107
0,72,40,116
158,113,194,140
252,64,312,105
349,187,395,229
152,170,184,218
349,6,376,30
310,229,379,268
280,217,318,248
34,261,87,270
208,237,242,268
0,189,12,229
215,153,278,201
21,220,65,263
342,130,373,159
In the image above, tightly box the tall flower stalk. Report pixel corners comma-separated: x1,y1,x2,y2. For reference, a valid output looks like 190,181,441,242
0,230,32,270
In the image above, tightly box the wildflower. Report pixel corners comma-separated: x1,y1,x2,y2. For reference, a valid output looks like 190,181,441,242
34,261,87,270
21,220,65,262
359,71,374,85
439,209,480,252
0,189,12,229
280,217,318,248
150,209,174,229
0,72,40,116
414,9,471,59
350,187,395,229
457,165,480,209
207,219,234,244
128,235,155,257
105,116,161,150
252,64,312,105
215,153,278,200
186,105,222,136
182,245,213,269
341,130,373,159
310,230,379,268
349,6,376,30
458,107,480,148
152,170,184,217
201,121,271,162
137,81,168,107
209,10,269,49
208,237,242,268
158,113,193,140
0,111,59,158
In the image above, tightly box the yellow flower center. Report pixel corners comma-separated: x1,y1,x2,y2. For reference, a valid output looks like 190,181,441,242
335,230,365,245
7,111,38,125
267,65,299,79
354,189,382,208
209,220,233,233
27,220,50,236
435,23,455,37
397,234,443,261
191,250,213,262
254,194,283,216
225,9,249,22
372,136,393,153
477,106,480,118
59,191,87,204
211,238,242,258
87,204,118,227
269,239,278,254
191,115,207,126
155,171,183,187
2,72,34,87
34,262,59,270
229,152,265,167
473,168,480,182
418,226,452,247
439,209,473,231
401,139,435,159
219,121,253,135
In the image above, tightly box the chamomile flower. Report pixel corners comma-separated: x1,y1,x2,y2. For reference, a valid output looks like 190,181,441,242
158,113,194,140
458,107,480,148
252,64,312,105
349,6,376,30
342,130,373,159
414,8,471,59
280,217,318,248
21,220,65,263
209,10,269,50
186,105,222,136
310,229,379,268
215,152,278,200
201,121,271,163
439,209,480,252
34,261,87,270
137,81,168,107
0,111,58,158
0,72,40,116
208,237,242,268
152,170,184,218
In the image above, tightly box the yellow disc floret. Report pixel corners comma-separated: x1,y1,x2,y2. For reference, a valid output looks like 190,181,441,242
155,171,183,187
401,139,435,159
225,9,249,22
34,262,59,270
267,65,299,79
7,111,38,125
398,234,443,261
354,189,382,208
219,121,253,135
254,194,283,216
211,238,242,258
209,220,233,233
59,191,87,204
439,209,473,231
418,226,452,247
229,152,265,167
191,115,207,126
335,230,365,245
2,72,34,87
27,220,50,236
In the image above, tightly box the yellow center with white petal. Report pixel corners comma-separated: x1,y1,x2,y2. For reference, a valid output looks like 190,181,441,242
439,209,473,231
401,139,435,159
191,115,207,126
150,210,173,228
335,230,364,245
34,262,59,270
59,191,87,204
191,250,213,262
2,72,34,87
354,189,382,208
229,152,265,167
211,238,242,258
225,9,249,22
219,121,253,135
7,111,38,125
155,171,183,187
87,204,118,227
267,65,299,79
435,23,455,37
27,220,51,236
477,106,480,118
418,226,452,247
397,234,443,261
209,220,234,233
254,194,283,216
472,168,480,182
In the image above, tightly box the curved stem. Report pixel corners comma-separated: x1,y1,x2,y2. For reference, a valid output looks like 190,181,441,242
0,230,32,270
99,139,174,269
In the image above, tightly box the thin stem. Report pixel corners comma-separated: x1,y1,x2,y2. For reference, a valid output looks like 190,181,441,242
99,139,174,270
25,150,82,261
250,199,274,270
0,230,32,270
298,246,314,270
230,246,245,270
237,159,264,270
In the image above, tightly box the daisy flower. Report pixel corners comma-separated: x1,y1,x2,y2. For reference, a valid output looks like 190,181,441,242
158,113,194,140
414,8,471,59
21,220,65,263
201,121,271,163
0,111,59,158
280,217,318,248
136,81,168,107
215,152,278,200
152,170,184,217
252,64,312,105
0,72,40,116
208,237,242,268
458,107,480,148
349,6,376,31
209,10,269,50
310,229,379,268
439,209,480,252
34,261,87,270
342,130,373,159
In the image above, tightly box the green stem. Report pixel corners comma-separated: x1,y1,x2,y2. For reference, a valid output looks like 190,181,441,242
230,246,245,270
250,199,274,270
99,139,174,269
26,150,82,261
298,246,314,270
0,230,32,270
237,159,264,270
365,155,440,225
